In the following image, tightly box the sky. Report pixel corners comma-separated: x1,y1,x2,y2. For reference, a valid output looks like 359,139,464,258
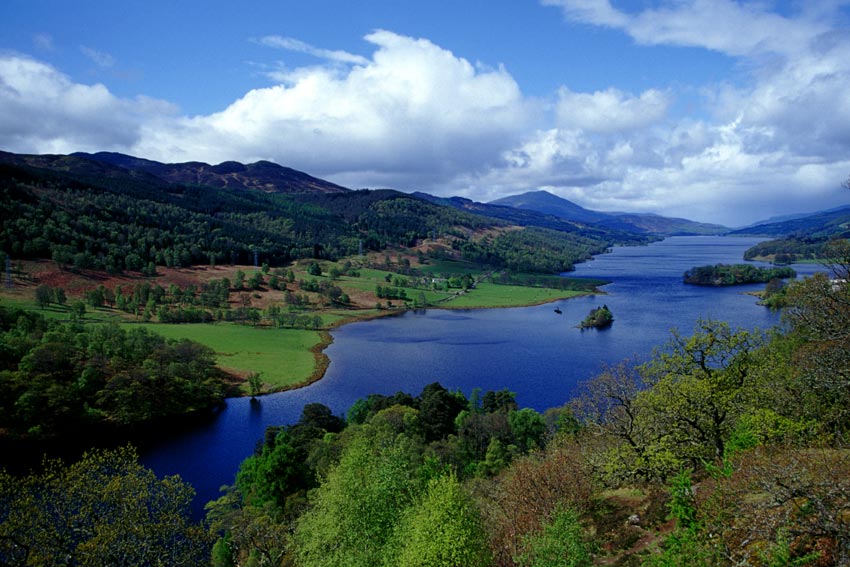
2,1,850,226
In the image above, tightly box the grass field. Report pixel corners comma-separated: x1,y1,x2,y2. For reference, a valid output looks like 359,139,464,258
0,292,125,322
135,322,324,394
2,256,604,398
441,282,587,308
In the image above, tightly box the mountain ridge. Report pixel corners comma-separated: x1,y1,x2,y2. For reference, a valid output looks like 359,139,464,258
71,151,349,195
490,189,728,236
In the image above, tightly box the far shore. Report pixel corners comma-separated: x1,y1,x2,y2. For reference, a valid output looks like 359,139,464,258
228,281,605,399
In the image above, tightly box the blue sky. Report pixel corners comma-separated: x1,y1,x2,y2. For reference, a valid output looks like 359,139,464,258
2,0,850,225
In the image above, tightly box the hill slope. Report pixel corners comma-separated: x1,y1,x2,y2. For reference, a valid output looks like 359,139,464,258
491,190,727,235
491,190,609,224
0,151,647,275
73,151,349,194
730,205,850,238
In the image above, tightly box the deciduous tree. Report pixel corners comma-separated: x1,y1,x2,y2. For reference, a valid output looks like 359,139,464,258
0,446,212,567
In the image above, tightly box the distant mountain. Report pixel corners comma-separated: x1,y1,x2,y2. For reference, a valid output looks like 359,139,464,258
730,205,850,238
491,190,609,224
489,190,727,236
411,192,649,244
72,152,349,195
603,213,728,236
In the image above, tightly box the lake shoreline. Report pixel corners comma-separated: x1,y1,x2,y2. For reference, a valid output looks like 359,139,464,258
240,284,605,399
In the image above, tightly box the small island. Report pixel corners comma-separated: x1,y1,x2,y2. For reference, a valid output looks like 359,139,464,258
579,304,614,329
683,263,796,286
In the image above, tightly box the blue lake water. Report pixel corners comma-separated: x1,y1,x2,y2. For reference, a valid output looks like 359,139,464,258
138,236,824,516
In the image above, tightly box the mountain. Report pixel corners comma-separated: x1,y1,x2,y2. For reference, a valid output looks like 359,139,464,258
490,190,609,224
411,193,649,245
730,205,850,238
0,150,650,275
72,151,349,195
489,190,727,236
603,213,728,236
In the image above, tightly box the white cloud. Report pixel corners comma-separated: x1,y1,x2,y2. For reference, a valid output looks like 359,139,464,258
80,46,115,68
134,30,533,188
556,87,669,133
544,0,829,57
0,54,173,154
540,0,628,28
257,35,369,65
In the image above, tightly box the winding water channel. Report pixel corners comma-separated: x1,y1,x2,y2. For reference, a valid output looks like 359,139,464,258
138,236,824,515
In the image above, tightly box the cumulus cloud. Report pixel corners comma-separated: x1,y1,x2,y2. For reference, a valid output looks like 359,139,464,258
556,87,669,133
0,53,173,154
135,30,533,188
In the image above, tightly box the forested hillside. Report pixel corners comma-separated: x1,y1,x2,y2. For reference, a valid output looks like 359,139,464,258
0,152,649,275
733,204,850,264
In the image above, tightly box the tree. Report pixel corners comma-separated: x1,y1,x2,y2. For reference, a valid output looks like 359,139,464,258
236,428,310,509
70,300,86,320
388,473,491,567
636,320,765,467
481,438,594,566
515,506,593,567
52,287,67,306
247,371,263,398
571,361,657,480
418,382,468,442
0,446,213,567
247,271,263,290
783,240,850,433
307,262,322,276
34,285,51,309
509,408,547,453
294,430,421,567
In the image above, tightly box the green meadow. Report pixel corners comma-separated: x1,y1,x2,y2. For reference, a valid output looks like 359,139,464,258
440,282,587,308
136,322,324,394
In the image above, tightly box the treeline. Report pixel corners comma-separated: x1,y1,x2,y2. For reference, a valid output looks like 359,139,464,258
457,227,609,274
0,308,227,436
683,263,796,285
0,162,511,274
744,236,835,264
0,165,355,270
492,271,606,291
33,267,343,326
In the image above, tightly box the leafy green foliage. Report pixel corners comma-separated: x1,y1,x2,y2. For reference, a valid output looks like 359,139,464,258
0,307,226,435
294,429,422,567
579,304,614,329
683,263,796,286
743,237,834,264
0,446,212,567
459,226,611,274
515,506,593,567
389,473,491,567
